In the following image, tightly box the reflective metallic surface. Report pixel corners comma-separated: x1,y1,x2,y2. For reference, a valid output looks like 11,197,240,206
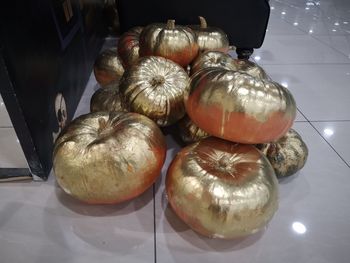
53,112,166,204
257,129,309,178
90,82,124,113
118,26,143,68
166,137,279,239
139,20,199,67
191,51,236,75
94,48,125,86
120,56,189,126
189,16,229,53
191,51,270,79
185,67,296,144
178,115,209,144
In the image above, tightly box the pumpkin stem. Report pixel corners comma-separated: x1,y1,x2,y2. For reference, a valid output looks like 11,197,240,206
199,16,207,29
167,19,176,30
150,75,165,86
97,117,108,134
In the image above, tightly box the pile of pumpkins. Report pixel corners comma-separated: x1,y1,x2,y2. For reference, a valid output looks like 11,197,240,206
53,17,308,239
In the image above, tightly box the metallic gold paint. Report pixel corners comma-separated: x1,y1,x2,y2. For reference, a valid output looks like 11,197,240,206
166,137,279,239
53,112,166,204
118,26,143,68
257,129,308,178
94,48,125,86
139,20,199,67
191,51,270,79
120,56,189,126
178,115,210,144
90,81,124,113
185,67,296,144
189,16,229,53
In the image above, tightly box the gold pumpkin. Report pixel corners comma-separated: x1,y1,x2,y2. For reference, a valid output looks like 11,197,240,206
94,48,125,86
90,81,124,113
120,56,189,126
117,26,143,68
191,50,269,79
257,129,308,178
189,16,229,53
53,112,166,204
185,67,296,144
178,115,209,144
139,20,199,67
166,137,279,239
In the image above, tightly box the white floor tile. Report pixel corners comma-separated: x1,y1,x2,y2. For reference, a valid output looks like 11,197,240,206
312,121,350,165
262,64,350,121
0,94,13,127
255,34,350,64
0,176,155,263
155,123,350,263
266,14,306,35
0,128,28,168
313,35,350,57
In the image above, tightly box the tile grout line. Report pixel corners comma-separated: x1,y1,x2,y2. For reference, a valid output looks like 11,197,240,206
278,13,350,59
152,184,157,263
297,110,350,168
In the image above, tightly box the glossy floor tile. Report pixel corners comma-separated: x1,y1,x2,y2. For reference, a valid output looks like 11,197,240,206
0,94,12,128
254,34,350,64
0,128,28,168
312,121,350,166
262,64,350,121
0,176,155,263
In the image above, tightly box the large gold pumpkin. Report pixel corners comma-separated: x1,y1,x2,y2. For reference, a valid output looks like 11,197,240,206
90,82,123,113
178,115,210,144
185,67,296,144
120,56,189,126
53,112,166,204
117,26,143,68
139,20,199,67
189,16,229,53
191,50,269,79
94,48,125,86
166,137,279,239
257,129,308,178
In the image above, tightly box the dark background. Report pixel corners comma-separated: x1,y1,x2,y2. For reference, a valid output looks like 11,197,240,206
0,0,108,179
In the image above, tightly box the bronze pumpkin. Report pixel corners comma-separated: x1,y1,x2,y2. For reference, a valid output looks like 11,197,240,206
185,67,296,144
178,115,210,144
257,129,309,178
117,26,143,68
189,16,229,53
191,50,269,79
119,56,189,126
90,81,124,113
139,20,199,67
166,137,279,239
53,112,166,204
94,48,125,86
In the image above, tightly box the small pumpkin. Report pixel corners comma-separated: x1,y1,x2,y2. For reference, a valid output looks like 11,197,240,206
178,115,210,144
166,137,278,239
139,20,199,67
117,26,143,68
257,129,308,178
185,67,296,144
53,111,166,204
94,48,125,86
90,81,124,113
120,56,189,126
191,51,269,79
189,16,229,53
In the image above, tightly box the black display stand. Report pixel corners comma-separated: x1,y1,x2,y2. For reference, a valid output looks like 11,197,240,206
0,0,107,180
